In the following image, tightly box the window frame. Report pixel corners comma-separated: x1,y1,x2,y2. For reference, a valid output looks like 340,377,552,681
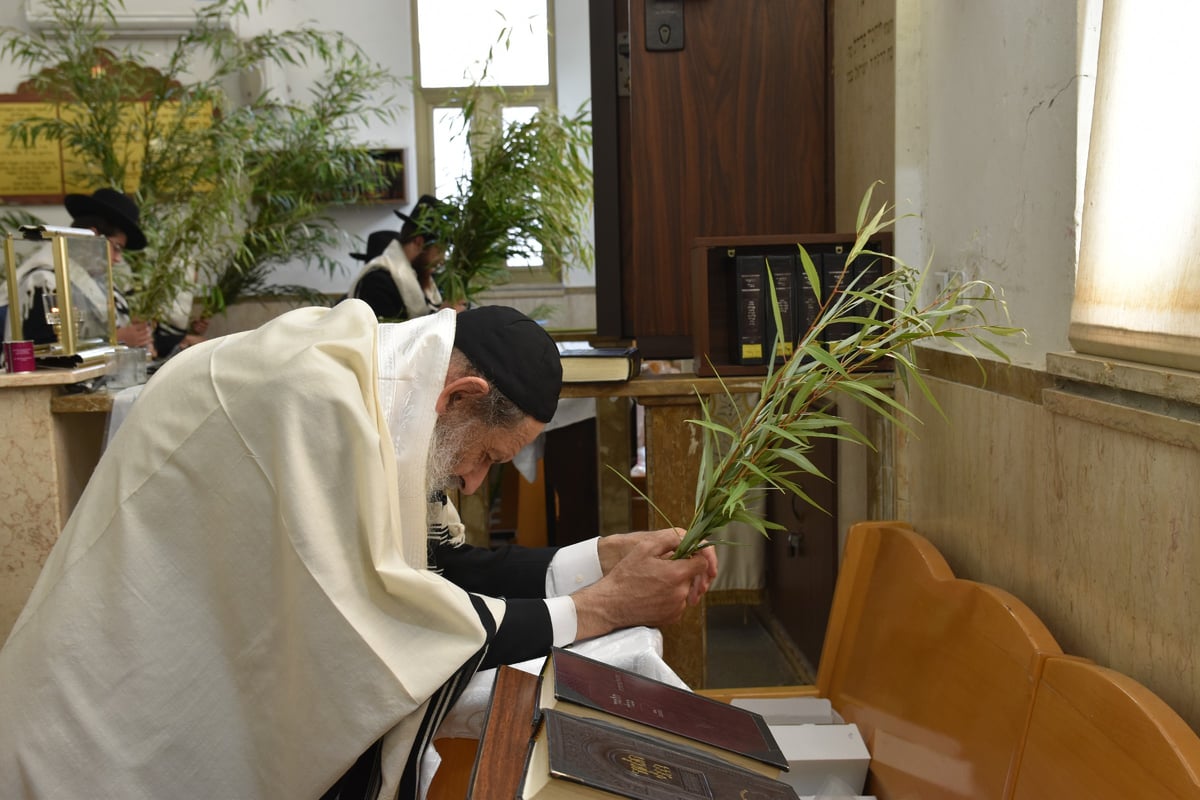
411,0,560,285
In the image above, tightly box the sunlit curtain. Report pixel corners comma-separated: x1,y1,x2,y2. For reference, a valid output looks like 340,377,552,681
1071,0,1200,371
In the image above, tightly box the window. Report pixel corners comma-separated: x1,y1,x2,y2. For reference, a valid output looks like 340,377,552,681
1070,0,1200,374
413,0,555,277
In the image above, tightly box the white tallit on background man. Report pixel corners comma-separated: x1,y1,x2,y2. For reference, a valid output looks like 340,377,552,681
0,301,716,799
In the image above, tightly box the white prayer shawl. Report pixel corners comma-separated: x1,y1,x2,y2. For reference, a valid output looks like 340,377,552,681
349,239,443,317
0,302,503,799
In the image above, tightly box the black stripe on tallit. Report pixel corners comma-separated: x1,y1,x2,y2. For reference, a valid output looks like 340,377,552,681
396,592,497,800
319,596,497,800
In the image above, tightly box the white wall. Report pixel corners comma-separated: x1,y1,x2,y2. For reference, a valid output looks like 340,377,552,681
9,0,1105,344
1,0,596,300
894,0,1103,370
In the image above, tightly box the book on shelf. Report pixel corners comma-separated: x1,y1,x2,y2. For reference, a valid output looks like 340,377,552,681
764,253,798,360
794,250,823,350
730,254,768,365
818,247,888,356
519,708,801,800
536,646,787,777
556,342,641,383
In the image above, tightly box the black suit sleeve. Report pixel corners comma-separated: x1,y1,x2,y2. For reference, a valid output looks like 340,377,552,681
432,541,561,666
431,540,557,598
480,598,553,668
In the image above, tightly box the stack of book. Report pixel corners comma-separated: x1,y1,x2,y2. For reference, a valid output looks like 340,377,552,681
520,647,794,799
469,647,873,799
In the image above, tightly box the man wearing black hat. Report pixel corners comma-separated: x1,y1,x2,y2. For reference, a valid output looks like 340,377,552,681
346,194,458,321
4,188,156,352
0,300,716,800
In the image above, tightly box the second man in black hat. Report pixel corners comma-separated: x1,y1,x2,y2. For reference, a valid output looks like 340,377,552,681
345,194,461,321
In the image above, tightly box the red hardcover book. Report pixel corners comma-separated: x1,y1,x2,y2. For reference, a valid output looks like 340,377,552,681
537,647,787,777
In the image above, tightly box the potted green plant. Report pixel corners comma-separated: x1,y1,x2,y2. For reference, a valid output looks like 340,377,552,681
1,0,399,323
415,82,594,307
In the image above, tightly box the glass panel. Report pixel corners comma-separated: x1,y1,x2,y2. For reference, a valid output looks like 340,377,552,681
417,0,549,88
502,106,543,268
5,229,114,356
432,106,469,201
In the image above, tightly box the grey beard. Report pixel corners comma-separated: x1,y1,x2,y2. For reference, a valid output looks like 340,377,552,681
426,414,470,494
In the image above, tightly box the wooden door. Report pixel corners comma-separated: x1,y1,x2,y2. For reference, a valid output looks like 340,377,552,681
593,0,832,357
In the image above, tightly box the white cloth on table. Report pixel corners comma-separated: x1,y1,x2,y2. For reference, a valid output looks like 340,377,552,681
431,625,685,743
101,384,145,451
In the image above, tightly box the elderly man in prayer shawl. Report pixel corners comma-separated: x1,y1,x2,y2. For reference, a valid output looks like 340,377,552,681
0,301,717,800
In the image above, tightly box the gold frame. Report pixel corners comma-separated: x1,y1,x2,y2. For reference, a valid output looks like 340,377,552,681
4,225,118,360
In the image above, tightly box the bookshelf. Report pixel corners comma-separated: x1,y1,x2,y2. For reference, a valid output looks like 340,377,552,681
690,233,893,378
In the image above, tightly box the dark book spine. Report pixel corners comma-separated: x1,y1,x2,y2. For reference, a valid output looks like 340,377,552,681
765,254,797,361
819,249,854,347
731,254,767,365
795,250,823,354
820,245,891,368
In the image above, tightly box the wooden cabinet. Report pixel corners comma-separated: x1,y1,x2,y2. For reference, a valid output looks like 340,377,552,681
591,0,833,358
766,435,838,667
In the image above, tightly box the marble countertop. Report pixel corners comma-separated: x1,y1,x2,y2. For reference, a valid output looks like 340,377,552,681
0,363,108,388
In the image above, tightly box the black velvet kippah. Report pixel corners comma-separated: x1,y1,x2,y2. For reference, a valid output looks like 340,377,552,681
453,306,562,423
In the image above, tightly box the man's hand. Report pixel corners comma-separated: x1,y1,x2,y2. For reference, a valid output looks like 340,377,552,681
116,319,157,358
573,529,719,641
597,528,718,606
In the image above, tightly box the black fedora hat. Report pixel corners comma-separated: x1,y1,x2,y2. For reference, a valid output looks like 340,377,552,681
64,188,147,251
350,230,405,262
394,194,452,244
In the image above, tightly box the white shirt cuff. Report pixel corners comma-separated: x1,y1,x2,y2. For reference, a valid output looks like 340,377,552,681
544,596,578,646
545,537,603,597
544,538,603,647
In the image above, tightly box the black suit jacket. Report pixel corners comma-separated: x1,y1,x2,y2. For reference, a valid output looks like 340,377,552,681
430,540,560,668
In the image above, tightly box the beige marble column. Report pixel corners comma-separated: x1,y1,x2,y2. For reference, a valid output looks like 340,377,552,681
0,366,107,642
641,396,708,688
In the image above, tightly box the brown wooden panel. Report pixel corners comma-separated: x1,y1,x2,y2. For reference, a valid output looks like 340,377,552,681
589,0,625,337
543,418,600,546
463,666,541,799
1011,656,1200,799
766,435,837,667
625,0,830,356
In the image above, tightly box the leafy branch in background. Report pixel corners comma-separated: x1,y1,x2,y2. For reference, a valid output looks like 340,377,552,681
0,0,398,321
663,184,1024,559
414,41,594,306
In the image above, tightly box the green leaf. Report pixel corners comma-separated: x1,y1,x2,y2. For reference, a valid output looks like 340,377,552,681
661,185,1023,559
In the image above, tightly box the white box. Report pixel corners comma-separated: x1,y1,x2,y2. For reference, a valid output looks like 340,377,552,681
732,696,837,725
769,723,870,795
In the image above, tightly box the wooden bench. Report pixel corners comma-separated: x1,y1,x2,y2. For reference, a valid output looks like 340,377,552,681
701,521,1200,799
